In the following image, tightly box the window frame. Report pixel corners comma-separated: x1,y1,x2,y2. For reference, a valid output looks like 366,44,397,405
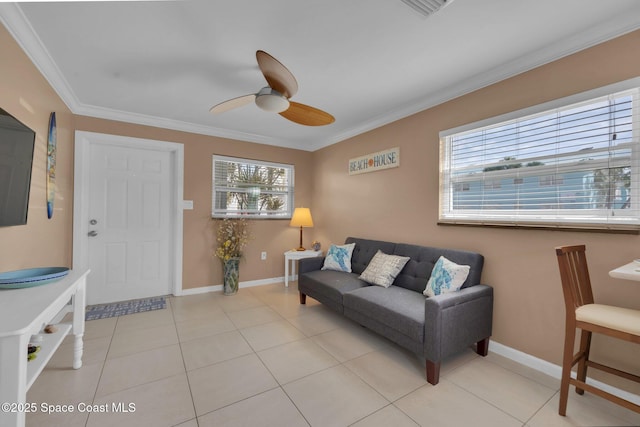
439,77,640,231
212,155,295,219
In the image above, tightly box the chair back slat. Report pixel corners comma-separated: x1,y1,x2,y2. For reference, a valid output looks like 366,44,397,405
555,245,595,312
555,244,640,416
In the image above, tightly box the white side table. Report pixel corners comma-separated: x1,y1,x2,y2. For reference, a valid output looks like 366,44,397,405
284,250,323,287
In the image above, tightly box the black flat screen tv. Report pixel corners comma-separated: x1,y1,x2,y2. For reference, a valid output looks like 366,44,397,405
0,108,36,227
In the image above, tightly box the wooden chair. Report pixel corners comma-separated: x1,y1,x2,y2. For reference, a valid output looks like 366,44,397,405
555,245,640,416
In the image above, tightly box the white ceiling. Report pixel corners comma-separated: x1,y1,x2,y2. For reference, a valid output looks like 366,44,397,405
1,0,639,151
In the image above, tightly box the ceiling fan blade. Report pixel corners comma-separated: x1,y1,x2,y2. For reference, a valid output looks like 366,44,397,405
210,94,256,114
279,101,335,126
256,50,298,99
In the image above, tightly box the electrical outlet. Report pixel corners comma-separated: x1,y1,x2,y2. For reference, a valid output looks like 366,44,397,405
261,251,267,261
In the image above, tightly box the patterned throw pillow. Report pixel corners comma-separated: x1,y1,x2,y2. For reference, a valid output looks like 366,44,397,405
359,250,410,288
423,256,470,297
321,243,356,272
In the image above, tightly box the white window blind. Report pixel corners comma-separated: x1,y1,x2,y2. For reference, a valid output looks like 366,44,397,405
439,81,640,230
212,155,294,218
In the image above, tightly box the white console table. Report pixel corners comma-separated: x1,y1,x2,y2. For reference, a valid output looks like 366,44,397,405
0,269,89,427
284,250,322,287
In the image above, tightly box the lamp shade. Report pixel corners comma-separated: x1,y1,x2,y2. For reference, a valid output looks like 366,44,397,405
290,208,314,228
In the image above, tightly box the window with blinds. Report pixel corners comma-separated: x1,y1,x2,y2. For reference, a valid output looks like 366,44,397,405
439,80,640,231
212,155,294,218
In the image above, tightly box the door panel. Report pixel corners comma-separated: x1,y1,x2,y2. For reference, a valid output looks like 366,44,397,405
86,143,172,304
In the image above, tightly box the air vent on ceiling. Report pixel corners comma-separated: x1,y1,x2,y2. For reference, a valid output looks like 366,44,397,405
400,0,452,17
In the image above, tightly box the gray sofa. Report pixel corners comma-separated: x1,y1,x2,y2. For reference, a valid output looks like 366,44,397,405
298,237,493,385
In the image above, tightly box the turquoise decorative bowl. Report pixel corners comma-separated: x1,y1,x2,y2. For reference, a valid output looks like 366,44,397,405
0,267,70,289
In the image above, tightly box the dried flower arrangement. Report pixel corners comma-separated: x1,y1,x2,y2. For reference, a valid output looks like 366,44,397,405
214,218,251,261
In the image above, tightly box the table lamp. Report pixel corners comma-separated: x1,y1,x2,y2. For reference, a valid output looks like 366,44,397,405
290,207,314,251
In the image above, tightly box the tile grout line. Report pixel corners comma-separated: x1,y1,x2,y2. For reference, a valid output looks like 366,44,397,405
168,296,201,426
523,390,558,426
39,284,628,426
85,315,120,427
190,289,307,424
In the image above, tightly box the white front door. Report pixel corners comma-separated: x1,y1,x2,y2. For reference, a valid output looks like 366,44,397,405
74,132,184,305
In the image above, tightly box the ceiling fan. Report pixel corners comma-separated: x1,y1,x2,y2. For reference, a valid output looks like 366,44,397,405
210,50,335,126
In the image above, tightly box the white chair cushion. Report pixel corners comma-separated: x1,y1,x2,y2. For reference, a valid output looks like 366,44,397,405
576,304,640,336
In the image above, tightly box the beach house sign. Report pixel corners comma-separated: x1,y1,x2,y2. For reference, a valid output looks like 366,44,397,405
348,147,400,175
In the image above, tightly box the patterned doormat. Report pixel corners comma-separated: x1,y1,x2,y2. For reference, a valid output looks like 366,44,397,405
85,296,167,321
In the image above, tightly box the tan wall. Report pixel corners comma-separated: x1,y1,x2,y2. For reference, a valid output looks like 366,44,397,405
0,24,74,271
0,22,314,290
311,30,640,391
74,116,314,290
3,16,640,390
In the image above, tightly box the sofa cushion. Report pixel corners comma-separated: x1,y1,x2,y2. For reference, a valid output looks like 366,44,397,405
359,250,410,288
322,243,356,272
343,286,425,342
393,243,484,293
423,256,470,297
346,237,396,275
300,269,368,306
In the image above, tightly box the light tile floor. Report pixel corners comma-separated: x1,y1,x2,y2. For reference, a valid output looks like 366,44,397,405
26,282,640,427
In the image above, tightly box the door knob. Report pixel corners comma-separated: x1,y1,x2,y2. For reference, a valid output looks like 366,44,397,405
88,230,98,237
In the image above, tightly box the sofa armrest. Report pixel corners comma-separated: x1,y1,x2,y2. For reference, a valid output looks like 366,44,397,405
298,256,325,274
423,284,493,362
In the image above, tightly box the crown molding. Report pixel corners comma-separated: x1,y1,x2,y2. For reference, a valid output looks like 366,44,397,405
310,13,640,151
73,103,308,150
2,3,639,153
0,3,82,111
0,3,320,151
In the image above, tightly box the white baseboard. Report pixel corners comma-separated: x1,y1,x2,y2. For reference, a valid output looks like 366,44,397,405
176,276,285,296
172,282,640,406
490,340,640,406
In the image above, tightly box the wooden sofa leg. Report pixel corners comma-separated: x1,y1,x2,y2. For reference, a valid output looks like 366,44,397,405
426,360,440,385
476,337,490,357
299,292,306,304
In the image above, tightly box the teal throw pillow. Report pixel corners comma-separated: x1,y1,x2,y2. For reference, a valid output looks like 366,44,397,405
321,243,356,273
423,256,470,297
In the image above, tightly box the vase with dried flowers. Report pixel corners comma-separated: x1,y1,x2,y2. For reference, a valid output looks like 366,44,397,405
214,218,250,295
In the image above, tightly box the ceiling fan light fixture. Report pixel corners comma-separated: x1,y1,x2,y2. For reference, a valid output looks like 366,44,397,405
255,87,290,113
211,52,333,125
